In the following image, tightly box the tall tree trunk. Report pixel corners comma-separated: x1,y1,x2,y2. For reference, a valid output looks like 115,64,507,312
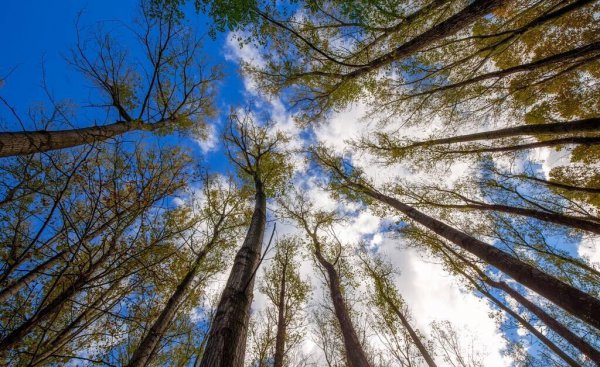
399,118,600,149
448,136,600,154
0,251,111,353
379,292,437,367
410,42,600,97
198,181,266,367
429,202,600,235
453,266,580,367
126,235,219,367
314,246,371,367
273,258,287,367
0,119,169,158
441,245,600,365
0,251,65,303
345,0,508,79
341,179,600,330
515,174,600,194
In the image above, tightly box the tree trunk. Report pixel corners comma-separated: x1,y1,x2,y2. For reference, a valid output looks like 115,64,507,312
442,245,600,365
410,42,600,97
351,183,600,330
460,271,580,367
0,119,169,158
380,292,437,367
315,247,371,367
432,202,600,235
345,0,508,79
0,250,111,353
127,237,218,367
273,258,287,367
401,118,600,149
0,251,65,303
517,174,600,194
198,182,266,367
448,136,600,154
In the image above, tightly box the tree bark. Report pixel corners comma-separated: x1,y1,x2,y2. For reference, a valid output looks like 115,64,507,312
345,0,508,80
0,250,111,353
410,42,600,97
198,182,266,367
442,245,600,365
314,246,371,367
400,118,600,149
380,292,437,367
126,236,219,367
0,119,169,158
457,269,580,367
345,181,600,330
447,136,600,154
430,201,600,235
273,257,287,367
0,251,65,303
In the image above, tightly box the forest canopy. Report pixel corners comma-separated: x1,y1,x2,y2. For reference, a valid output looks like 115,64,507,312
0,0,599,366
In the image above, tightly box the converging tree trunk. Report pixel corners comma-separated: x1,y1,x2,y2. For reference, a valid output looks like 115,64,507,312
315,154,600,330
314,244,371,367
198,182,266,367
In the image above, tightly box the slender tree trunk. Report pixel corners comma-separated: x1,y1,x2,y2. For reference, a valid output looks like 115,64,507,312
199,182,266,367
126,235,219,367
0,251,65,303
401,118,600,149
441,245,600,364
28,283,118,366
0,251,111,352
516,174,600,194
314,247,371,367
0,119,169,158
273,261,287,367
459,270,580,367
448,136,600,154
379,292,437,367
431,202,600,235
410,42,600,97
347,181,600,330
345,0,508,79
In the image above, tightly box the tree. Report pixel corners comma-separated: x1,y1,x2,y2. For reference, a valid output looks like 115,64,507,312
279,188,372,367
359,251,437,367
198,113,292,367
259,236,310,367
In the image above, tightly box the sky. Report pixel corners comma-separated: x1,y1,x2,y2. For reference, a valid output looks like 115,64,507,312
1,1,597,366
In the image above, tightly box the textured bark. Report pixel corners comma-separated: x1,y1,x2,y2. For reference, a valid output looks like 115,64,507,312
345,0,508,80
490,277,600,364
351,183,600,330
449,136,600,154
0,251,111,352
465,275,580,367
401,118,600,149
410,42,600,97
518,174,600,194
433,202,600,235
198,183,266,367
380,292,437,367
444,246,599,365
273,259,287,367
0,251,65,303
314,247,371,367
127,238,218,367
0,120,169,158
